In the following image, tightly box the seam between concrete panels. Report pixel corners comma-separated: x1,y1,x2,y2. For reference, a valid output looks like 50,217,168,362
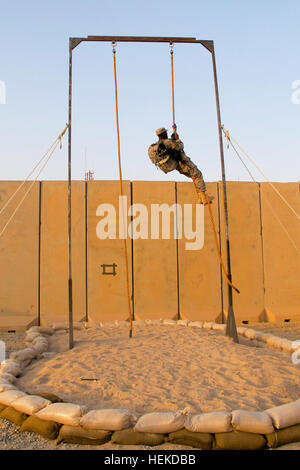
37,181,42,326
258,183,266,318
175,182,180,320
85,181,88,323
217,182,225,324
130,181,135,321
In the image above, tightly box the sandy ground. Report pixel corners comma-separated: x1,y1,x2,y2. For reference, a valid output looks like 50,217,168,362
1,321,300,450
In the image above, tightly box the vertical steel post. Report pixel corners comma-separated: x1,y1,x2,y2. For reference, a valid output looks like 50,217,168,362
211,46,239,343
68,40,74,349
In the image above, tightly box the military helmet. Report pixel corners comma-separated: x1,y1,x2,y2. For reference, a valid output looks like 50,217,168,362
155,127,168,136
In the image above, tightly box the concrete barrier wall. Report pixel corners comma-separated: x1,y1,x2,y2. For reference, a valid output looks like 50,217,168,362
177,182,222,321
40,181,86,325
260,182,300,321
87,181,132,322
0,180,299,329
219,182,265,323
132,181,178,320
0,182,39,330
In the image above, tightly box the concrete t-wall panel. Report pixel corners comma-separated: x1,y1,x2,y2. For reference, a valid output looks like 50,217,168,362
87,181,132,322
132,181,178,320
0,181,39,330
177,182,222,321
260,182,300,321
40,181,86,324
219,182,265,322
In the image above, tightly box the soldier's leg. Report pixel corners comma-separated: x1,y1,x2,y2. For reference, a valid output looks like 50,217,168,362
177,158,207,193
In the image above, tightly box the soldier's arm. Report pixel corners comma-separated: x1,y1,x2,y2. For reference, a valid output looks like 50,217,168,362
163,138,184,152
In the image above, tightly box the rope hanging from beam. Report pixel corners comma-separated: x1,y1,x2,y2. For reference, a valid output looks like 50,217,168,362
112,41,134,338
169,43,239,294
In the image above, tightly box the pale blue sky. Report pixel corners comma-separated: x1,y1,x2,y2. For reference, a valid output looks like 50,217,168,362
0,0,299,182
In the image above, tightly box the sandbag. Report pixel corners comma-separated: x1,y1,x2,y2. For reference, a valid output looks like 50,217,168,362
36,393,64,403
0,360,22,377
32,345,48,355
114,321,129,327
163,319,177,326
251,331,264,341
188,322,204,329
57,425,111,445
80,409,136,431
41,352,56,359
145,320,162,325
168,429,213,450
50,321,82,331
265,424,300,449
231,410,274,434
32,341,48,355
22,359,32,369
0,403,7,413
266,399,300,429
1,358,22,368
0,390,26,406
243,329,259,340
236,326,248,335
27,326,54,335
211,323,226,332
111,429,166,446
275,338,294,352
10,348,37,362
32,336,48,347
177,320,189,326
20,415,61,440
0,381,17,392
102,322,116,328
214,431,266,450
265,335,284,349
185,411,232,433
51,322,69,331
0,373,16,384
35,402,87,426
0,406,29,426
84,322,100,329
260,333,274,343
25,331,42,343
134,412,185,434
11,394,51,415
202,322,213,330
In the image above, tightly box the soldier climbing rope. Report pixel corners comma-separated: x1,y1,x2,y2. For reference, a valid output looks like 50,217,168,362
147,43,240,294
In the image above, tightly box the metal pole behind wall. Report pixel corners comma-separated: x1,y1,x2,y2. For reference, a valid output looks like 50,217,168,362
68,41,74,349
211,46,239,343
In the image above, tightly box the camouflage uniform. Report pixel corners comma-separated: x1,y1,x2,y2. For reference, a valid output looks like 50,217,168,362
148,138,207,193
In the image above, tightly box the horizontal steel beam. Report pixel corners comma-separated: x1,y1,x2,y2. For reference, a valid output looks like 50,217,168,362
69,36,214,53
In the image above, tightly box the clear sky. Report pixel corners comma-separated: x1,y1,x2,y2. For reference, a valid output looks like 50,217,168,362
0,0,299,183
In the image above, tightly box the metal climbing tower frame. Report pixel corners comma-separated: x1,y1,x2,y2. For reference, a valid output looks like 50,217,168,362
67,35,239,348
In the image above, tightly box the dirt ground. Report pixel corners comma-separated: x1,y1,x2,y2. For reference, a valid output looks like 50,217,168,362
1,321,300,451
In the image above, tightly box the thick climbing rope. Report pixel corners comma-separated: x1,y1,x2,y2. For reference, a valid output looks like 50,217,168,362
112,41,133,338
0,124,69,239
193,182,240,294
0,124,69,219
169,44,239,294
169,43,178,139
221,127,300,256
222,126,300,222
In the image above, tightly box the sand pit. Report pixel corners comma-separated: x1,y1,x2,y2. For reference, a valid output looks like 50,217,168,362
15,322,300,417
